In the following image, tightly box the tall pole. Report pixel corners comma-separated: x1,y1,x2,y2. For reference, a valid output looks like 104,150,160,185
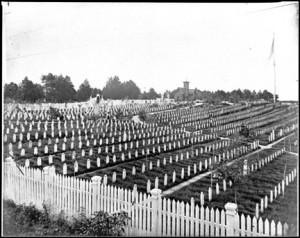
273,34,277,103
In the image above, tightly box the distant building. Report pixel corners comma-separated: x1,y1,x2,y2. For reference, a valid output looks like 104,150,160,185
174,81,196,101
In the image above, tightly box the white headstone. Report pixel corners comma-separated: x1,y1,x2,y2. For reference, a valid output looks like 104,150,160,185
34,147,38,155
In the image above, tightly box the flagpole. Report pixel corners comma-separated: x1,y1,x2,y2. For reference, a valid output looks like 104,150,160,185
273,33,277,103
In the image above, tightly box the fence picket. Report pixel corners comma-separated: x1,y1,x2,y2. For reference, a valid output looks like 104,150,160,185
3,151,295,237
215,208,220,236
283,223,289,236
195,205,200,236
138,192,142,234
200,206,205,236
176,201,180,236
180,201,185,236
205,207,210,236
190,198,195,237
265,218,270,236
258,217,263,235
246,215,252,236
58,175,62,213
88,180,92,217
67,177,71,216
211,207,216,236
186,203,190,237
240,213,245,236
252,216,258,237
103,183,107,212
142,193,147,234
277,221,283,236
147,195,151,236
167,198,171,236
162,197,166,235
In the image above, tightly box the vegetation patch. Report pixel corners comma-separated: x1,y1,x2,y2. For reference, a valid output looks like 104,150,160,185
3,199,130,236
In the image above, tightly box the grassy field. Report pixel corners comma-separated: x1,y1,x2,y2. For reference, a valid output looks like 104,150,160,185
165,152,297,225
3,102,298,233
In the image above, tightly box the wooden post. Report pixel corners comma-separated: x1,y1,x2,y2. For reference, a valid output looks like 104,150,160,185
91,176,102,214
150,188,162,236
5,158,16,200
225,203,238,236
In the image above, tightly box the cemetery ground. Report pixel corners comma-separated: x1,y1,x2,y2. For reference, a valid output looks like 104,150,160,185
3,100,299,236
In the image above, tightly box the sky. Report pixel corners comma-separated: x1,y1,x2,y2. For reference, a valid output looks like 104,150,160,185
2,2,299,100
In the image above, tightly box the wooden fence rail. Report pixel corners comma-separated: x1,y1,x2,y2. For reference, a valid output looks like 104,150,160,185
3,160,290,236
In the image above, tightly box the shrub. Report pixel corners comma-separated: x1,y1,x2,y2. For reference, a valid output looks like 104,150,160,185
150,103,158,108
40,202,51,228
69,210,130,236
4,199,17,210
49,106,64,120
12,203,43,228
138,110,147,122
115,108,123,120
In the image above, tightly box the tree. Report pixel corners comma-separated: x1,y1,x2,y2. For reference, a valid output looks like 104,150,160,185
55,75,77,103
102,76,124,99
41,73,76,102
261,90,274,101
214,90,228,102
4,82,19,100
41,73,57,102
147,88,160,99
91,88,102,98
229,89,243,103
122,80,141,99
76,79,92,102
169,89,178,99
33,83,45,102
18,77,44,103
242,89,252,101
218,164,251,205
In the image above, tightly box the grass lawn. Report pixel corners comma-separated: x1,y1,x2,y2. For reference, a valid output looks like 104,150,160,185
165,152,297,226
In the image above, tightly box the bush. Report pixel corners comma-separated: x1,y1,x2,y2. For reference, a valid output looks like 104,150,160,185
115,108,123,120
4,199,17,210
138,110,147,122
69,210,130,236
3,200,130,236
150,103,158,108
49,106,64,120
12,203,43,228
40,202,51,228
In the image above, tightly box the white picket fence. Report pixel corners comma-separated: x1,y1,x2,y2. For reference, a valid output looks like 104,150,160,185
3,161,290,236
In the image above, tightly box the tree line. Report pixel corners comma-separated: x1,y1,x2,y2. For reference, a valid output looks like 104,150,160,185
4,73,277,103
4,74,160,103
167,88,278,103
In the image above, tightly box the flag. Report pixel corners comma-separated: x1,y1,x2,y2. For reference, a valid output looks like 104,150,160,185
268,37,274,62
